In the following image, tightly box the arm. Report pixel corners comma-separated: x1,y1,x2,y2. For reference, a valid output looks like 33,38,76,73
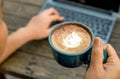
84,37,120,79
0,28,32,63
0,8,64,63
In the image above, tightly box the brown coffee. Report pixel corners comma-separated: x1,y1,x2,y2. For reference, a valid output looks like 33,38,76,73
51,23,92,53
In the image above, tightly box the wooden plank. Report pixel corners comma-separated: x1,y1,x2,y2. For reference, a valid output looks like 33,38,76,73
109,21,120,55
111,21,120,35
3,14,29,30
0,51,87,79
20,39,54,59
4,0,46,6
109,38,120,56
118,14,120,21
3,0,40,19
118,9,120,21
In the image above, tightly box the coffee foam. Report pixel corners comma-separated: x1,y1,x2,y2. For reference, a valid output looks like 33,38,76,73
51,24,91,53
63,32,82,48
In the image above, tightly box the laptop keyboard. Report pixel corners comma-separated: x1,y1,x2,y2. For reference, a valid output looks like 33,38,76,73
42,3,113,42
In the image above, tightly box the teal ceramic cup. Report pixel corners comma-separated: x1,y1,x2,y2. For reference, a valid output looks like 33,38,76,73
48,22,108,68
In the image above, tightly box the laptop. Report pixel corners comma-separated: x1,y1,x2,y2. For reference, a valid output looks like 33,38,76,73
40,0,120,44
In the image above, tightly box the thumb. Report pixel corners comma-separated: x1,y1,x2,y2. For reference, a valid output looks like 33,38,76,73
90,37,104,69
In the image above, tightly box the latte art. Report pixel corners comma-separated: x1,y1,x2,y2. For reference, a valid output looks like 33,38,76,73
63,32,82,48
51,24,91,53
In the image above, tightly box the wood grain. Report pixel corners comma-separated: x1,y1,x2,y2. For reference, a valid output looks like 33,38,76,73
0,51,87,79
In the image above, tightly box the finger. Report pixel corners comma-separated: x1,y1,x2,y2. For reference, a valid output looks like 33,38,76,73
90,37,103,68
50,15,64,22
103,45,107,50
106,44,119,59
44,7,59,15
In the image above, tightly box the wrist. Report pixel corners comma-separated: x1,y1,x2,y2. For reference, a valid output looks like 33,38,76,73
17,27,35,41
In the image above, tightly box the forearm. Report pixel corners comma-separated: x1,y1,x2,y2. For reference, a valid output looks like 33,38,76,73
0,27,33,64
0,7,64,64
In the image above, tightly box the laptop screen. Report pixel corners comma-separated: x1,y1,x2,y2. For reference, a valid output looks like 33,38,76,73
56,0,120,12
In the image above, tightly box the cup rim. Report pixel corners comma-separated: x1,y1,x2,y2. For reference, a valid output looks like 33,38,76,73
48,21,94,56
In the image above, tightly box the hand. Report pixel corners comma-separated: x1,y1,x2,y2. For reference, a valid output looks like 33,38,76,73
84,37,120,79
25,8,64,40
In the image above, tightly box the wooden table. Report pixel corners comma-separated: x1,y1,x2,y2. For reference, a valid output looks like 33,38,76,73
0,0,120,79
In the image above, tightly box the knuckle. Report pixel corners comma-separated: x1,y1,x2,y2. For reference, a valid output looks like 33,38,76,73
50,7,55,11
92,48,101,54
106,44,111,47
90,63,102,70
92,49,103,57
107,57,118,63
92,51,98,56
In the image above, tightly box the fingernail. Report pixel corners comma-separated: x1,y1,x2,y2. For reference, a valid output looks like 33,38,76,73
61,17,64,20
59,17,64,21
94,38,100,46
107,44,111,49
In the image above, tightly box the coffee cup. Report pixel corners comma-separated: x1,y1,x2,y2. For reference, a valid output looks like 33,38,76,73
48,22,107,68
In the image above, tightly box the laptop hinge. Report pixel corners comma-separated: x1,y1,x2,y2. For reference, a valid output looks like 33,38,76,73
54,0,113,15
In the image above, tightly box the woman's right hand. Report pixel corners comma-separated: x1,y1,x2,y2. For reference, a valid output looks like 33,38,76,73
84,37,120,79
